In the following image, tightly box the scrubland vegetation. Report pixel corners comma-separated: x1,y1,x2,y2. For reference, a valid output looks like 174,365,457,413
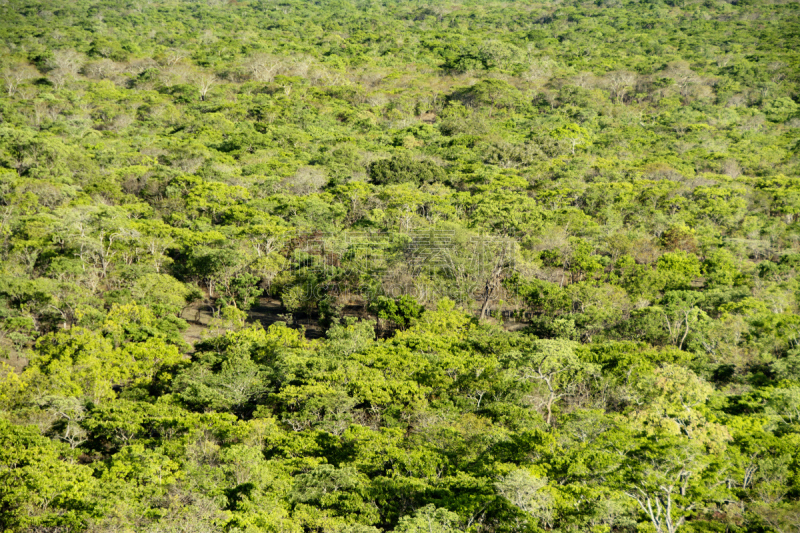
1,0,800,532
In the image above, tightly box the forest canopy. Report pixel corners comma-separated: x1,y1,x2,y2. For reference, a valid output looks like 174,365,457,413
1,0,800,532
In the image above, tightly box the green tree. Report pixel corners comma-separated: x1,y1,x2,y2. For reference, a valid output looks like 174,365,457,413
549,123,592,155
0,420,97,532
368,155,447,187
511,339,596,425
495,469,553,528
394,504,461,533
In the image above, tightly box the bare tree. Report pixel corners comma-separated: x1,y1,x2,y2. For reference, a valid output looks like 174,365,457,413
522,55,556,89
160,63,193,87
48,69,69,90
47,49,84,76
83,58,122,80
281,166,327,195
571,71,599,90
768,61,787,84
242,53,283,82
721,159,742,178
662,62,701,98
604,70,637,104
162,48,188,66
193,71,218,101
2,63,39,96
45,49,84,90
478,237,515,321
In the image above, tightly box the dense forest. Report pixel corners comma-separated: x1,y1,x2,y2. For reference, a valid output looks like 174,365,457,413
1,0,800,532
